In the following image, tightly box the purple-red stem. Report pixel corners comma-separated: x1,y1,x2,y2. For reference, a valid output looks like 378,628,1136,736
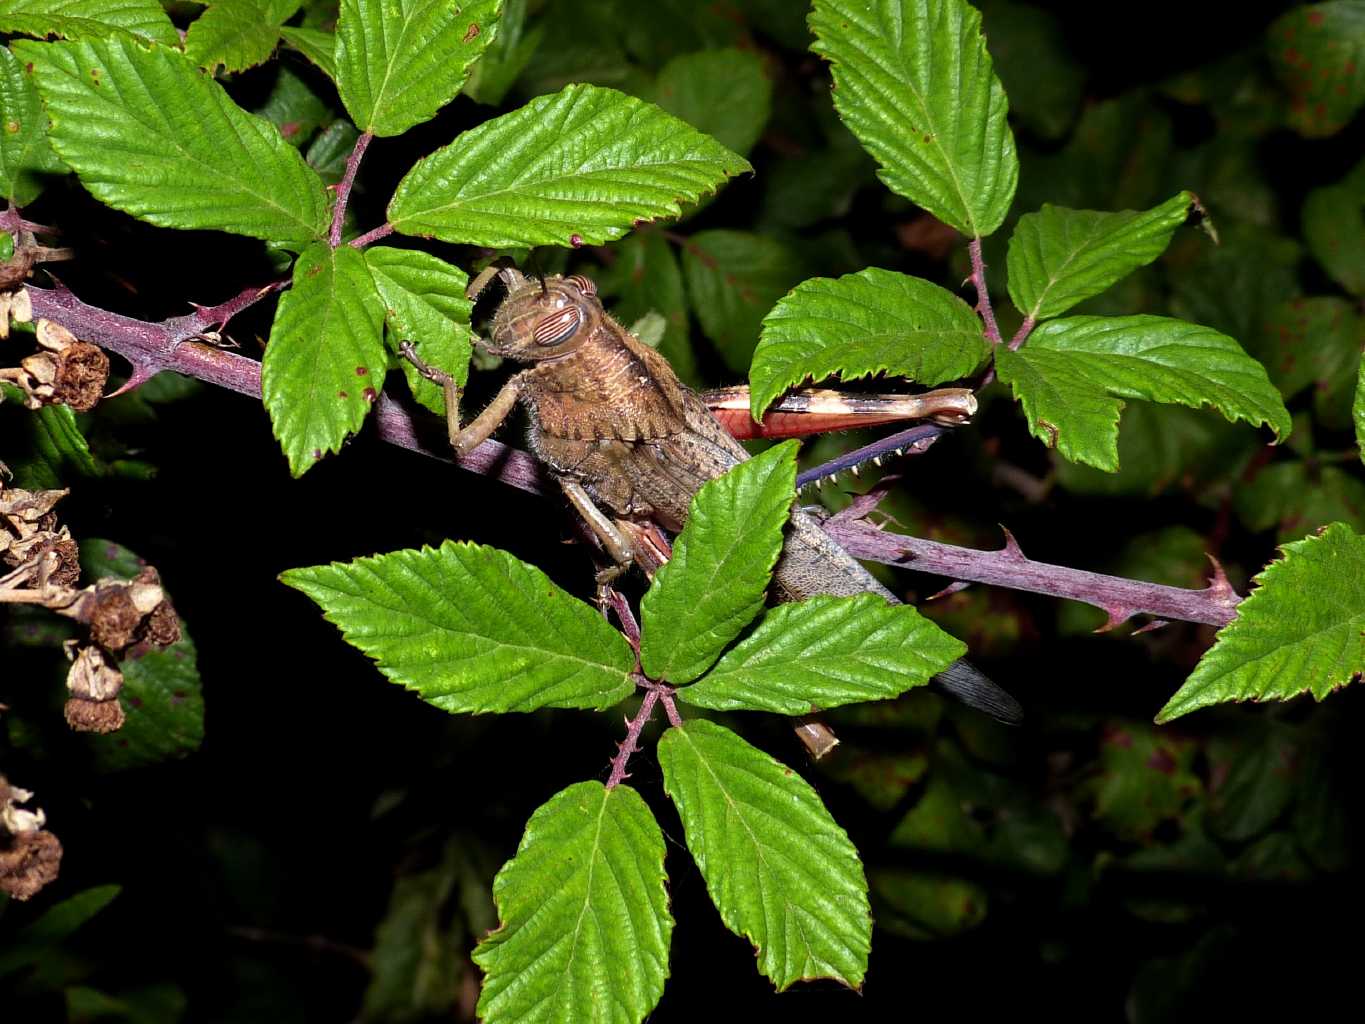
1009,316,1036,351
330,131,374,249
349,223,394,249
967,238,1001,345
21,282,1243,629
606,688,659,789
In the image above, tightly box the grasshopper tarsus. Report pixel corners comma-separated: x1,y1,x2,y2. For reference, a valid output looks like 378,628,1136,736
397,340,454,388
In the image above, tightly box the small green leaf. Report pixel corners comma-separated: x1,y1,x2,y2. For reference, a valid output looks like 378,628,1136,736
1356,358,1365,463
79,538,204,772
0,0,178,46
16,37,330,245
6,402,102,488
474,782,672,1024
596,232,697,385
809,0,1018,237
0,44,66,204
640,442,797,685
1253,297,1363,401
281,541,636,713
461,0,540,107
997,315,1291,471
256,65,330,148
305,118,359,184
261,243,385,475
979,0,1082,141
1234,462,1365,542
335,0,501,137
1302,158,1365,296
365,246,473,415
1268,1,1365,138
653,48,772,157
870,868,987,939
1085,724,1200,842
680,593,965,714
1206,728,1298,844
279,25,337,80
0,885,120,977
749,267,989,419
1156,523,1365,722
680,229,805,374
658,719,870,991
388,84,750,248
1006,193,1196,322
184,0,302,73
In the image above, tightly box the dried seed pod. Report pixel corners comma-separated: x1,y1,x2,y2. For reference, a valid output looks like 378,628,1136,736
66,644,124,701
0,829,63,901
35,318,79,352
85,582,156,651
52,342,109,412
139,598,181,648
0,780,45,834
64,696,125,733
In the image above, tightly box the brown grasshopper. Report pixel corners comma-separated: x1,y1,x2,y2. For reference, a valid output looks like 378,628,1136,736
401,264,1021,725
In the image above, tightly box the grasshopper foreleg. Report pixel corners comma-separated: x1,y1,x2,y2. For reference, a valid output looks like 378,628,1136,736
560,479,637,589
398,341,520,457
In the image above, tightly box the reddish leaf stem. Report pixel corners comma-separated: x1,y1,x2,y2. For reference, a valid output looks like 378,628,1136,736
606,688,659,789
349,223,394,249
330,131,374,249
1008,316,1036,351
967,237,1001,345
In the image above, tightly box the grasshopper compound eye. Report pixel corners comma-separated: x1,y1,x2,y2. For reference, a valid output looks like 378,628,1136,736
564,274,597,297
532,305,583,346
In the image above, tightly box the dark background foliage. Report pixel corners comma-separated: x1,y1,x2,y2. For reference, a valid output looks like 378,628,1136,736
3,1,1364,1020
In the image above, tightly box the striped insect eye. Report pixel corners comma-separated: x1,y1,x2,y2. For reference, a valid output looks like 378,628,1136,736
531,305,582,346
564,274,596,297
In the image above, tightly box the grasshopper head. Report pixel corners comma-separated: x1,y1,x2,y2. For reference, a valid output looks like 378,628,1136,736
477,271,604,362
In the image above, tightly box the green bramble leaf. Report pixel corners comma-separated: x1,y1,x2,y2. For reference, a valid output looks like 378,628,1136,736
640,442,797,685
279,26,337,80
1156,523,1365,722
335,0,501,137
1253,297,1363,401
680,229,805,374
1085,724,1200,841
6,401,102,489
474,782,671,1024
0,45,66,204
1356,358,1365,463
1234,461,1365,542
305,119,359,184
653,48,772,157
281,541,636,713
78,539,204,772
1006,192,1197,322
364,246,473,415
0,0,178,46
261,244,386,476
809,0,1018,237
1302,158,1365,296
16,38,330,246
184,0,301,73
1267,1,1365,138
388,84,751,248
658,719,871,991
0,885,121,978
255,65,330,148
749,267,990,419
996,315,1291,471
461,0,540,106
679,593,965,714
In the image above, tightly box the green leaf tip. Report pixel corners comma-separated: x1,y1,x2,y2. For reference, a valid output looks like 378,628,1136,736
658,719,871,991
474,781,672,1024
281,540,636,713
388,83,751,248
809,0,1018,237
1156,523,1365,723
640,441,798,685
